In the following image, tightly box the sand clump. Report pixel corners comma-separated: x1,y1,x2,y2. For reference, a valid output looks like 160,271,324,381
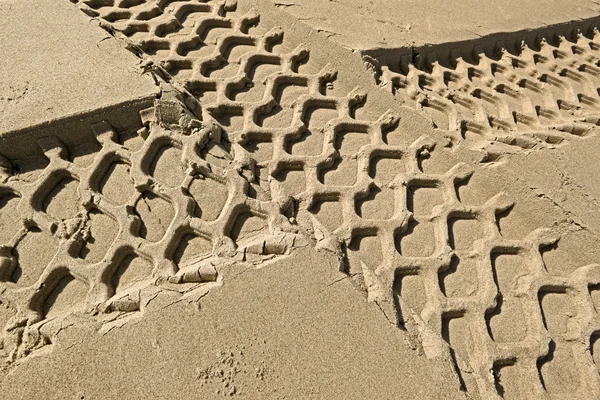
0,0,600,399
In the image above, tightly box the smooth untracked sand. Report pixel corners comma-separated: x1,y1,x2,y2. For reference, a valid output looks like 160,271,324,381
0,247,463,399
0,0,158,158
268,0,600,51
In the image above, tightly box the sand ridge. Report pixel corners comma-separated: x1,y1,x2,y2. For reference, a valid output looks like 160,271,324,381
266,0,600,53
0,0,159,158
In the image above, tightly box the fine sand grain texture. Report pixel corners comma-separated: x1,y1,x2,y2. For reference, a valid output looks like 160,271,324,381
0,247,464,399
1,0,600,399
0,0,159,158
267,0,600,52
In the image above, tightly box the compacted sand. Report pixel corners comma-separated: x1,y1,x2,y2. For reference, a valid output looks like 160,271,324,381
1,1,600,399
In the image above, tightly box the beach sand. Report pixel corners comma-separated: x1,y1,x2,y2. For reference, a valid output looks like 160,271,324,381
1,1,600,399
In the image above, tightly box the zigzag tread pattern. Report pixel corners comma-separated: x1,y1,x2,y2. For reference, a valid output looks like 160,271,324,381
380,28,600,149
0,1,598,399
0,0,395,368
0,111,301,363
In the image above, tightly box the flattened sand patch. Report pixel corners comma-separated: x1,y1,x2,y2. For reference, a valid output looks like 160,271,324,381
0,0,159,158
0,247,464,400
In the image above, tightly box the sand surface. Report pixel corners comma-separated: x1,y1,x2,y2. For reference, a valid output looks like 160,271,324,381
1,246,462,399
0,0,600,399
269,0,600,51
0,0,158,157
